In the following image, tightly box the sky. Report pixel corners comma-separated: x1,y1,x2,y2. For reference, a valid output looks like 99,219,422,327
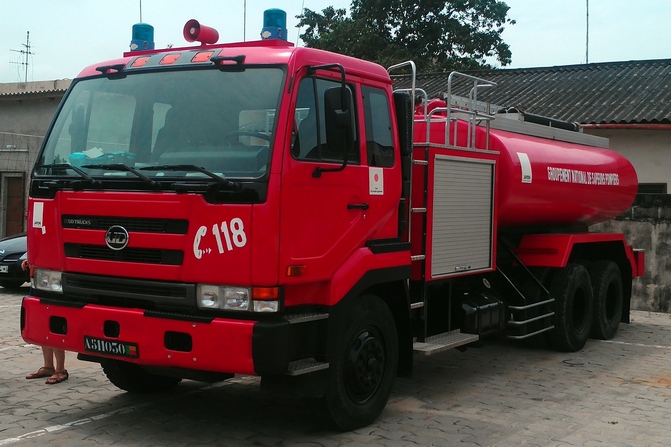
1,0,670,83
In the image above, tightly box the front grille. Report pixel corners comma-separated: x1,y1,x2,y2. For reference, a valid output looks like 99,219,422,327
62,215,188,234
64,243,183,265
66,274,189,299
63,273,196,310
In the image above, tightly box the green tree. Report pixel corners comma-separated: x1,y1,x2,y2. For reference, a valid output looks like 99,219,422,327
297,0,515,72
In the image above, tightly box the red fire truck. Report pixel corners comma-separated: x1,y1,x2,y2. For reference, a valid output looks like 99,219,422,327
21,13,644,430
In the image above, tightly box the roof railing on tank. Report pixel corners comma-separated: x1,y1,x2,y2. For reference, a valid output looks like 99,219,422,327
422,72,498,151
449,72,496,150
394,87,428,117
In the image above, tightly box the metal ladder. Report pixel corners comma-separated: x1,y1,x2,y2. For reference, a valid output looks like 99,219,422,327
388,65,500,354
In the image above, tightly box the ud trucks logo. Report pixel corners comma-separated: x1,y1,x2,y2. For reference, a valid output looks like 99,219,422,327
105,225,129,250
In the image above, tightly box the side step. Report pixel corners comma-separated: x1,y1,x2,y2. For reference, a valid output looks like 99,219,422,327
413,330,479,356
286,358,329,376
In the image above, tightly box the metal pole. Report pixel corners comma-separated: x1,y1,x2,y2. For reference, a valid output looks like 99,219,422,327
24,32,29,82
244,0,247,41
586,0,589,64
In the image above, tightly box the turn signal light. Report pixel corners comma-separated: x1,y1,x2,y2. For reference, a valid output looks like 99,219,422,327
286,265,306,277
252,287,279,300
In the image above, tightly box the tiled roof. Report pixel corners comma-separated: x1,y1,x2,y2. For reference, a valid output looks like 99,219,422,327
0,80,71,99
393,59,671,125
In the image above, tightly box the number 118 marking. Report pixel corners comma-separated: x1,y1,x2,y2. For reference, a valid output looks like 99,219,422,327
212,218,247,253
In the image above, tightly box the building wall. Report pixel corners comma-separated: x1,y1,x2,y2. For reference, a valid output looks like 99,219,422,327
592,195,671,313
0,81,68,236
0,97,58,176
585,128,671,190
0,80,70,135
0,97,60,136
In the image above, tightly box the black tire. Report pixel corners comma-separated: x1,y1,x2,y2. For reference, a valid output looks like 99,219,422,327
548,263,594,352
589,261,623,340
101,360,181,393
0,279,26,289
321,295,398,431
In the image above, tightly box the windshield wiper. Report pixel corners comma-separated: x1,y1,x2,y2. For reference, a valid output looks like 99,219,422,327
36,163,101,188
140,165,240,190
82,163,159,188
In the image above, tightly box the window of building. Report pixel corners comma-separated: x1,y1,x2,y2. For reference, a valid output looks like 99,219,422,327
638,183,667,194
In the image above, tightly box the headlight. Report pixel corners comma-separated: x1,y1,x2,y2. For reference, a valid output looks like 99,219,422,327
197,285,280,312
253,300,279,312
19,252,27,261
197,285,251,311
33,269,63,293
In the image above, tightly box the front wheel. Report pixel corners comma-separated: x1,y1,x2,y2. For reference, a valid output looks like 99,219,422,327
321,295,398,431
101,360,181,393
548,263,594,352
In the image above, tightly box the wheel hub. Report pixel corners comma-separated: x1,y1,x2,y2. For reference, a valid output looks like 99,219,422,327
345,328,386,403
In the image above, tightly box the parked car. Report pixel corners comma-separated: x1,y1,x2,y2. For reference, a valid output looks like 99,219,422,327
0,233,29,289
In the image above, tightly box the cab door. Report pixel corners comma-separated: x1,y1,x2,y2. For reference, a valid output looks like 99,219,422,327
278,76,371,294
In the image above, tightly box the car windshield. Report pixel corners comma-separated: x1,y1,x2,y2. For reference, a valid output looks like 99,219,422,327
37,67,285,180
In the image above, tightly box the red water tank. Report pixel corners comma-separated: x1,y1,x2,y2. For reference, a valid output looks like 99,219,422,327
414,109,638,229
490,127,638,228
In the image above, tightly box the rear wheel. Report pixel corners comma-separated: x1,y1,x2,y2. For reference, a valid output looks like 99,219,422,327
101,360,181,393
589,261,623,340
321,295,398,431
549,263,594,352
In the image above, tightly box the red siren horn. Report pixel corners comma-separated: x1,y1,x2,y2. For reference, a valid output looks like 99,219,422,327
183,19,219,45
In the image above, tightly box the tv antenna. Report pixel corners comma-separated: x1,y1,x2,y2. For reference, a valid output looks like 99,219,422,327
10,31,34,82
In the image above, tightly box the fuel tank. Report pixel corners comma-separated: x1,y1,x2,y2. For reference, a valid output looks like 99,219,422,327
414,106,638,229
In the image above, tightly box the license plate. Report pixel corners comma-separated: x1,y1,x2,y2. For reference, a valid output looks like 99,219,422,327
0,266,7,273
84,336,139,358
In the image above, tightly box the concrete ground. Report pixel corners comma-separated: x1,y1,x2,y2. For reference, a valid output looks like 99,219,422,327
1,286,670,446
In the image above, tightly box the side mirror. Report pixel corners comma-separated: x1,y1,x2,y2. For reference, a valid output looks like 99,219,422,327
324,86,355,155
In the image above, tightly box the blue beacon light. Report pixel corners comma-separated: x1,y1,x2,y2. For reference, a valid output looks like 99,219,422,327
261,9,287,41
130,23,155,52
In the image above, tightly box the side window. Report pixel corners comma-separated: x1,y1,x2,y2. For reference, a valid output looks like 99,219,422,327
362,86,394,167
292,77,359,164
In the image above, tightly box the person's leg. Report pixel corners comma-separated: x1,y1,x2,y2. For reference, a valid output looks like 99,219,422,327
42,347,55,369
45,349,68,384
53,348,66,372
26,347,55,379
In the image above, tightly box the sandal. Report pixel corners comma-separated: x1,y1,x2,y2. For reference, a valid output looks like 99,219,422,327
26,366,55,379
45,370,69,385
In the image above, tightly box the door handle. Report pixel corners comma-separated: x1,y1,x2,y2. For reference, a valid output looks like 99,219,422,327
347,203,369,210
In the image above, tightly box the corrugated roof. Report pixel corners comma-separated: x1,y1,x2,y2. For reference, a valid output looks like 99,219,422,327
0,80,71,99
393,59,671,124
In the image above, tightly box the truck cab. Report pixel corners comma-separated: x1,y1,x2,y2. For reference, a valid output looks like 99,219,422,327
22,27,411,431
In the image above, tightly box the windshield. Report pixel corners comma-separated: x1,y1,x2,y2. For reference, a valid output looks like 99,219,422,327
37,67,285,180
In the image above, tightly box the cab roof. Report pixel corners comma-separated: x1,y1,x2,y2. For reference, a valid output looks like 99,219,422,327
77,39,393,85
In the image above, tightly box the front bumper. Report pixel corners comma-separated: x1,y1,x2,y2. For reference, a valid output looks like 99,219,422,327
21,296,294,376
